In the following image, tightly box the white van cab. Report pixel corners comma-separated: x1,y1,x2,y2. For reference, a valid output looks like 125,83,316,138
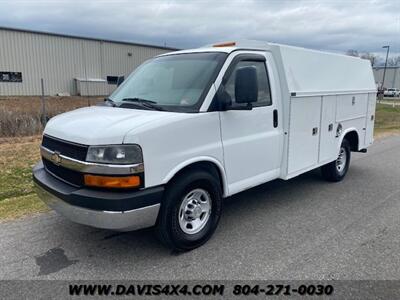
34,41,377,250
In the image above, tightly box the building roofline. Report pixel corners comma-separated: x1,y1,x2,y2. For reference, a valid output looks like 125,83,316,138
0,26,180,51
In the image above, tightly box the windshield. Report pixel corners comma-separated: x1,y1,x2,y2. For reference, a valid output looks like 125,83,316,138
109,52,227,112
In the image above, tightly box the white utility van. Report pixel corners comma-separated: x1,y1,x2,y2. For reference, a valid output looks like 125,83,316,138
34,41,377,250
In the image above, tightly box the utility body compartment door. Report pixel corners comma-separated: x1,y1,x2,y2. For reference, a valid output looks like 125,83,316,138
364,92,376,146
336,94,368,121
287,96,321,175
319,95,338,164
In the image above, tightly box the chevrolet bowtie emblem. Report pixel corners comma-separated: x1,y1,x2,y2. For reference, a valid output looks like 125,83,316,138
51,151,62,165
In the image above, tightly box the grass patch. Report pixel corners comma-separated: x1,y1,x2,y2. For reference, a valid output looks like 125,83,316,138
0,194,48,222
0,136,44,221
374,104,400,137
0,166,35,200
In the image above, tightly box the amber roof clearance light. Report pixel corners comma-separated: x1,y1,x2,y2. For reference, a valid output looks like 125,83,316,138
213,41,236,47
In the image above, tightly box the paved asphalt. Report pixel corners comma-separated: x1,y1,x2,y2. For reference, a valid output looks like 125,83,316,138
1,136,399,280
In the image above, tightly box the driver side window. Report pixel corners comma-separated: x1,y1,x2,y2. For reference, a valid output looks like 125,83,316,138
224,60,272,106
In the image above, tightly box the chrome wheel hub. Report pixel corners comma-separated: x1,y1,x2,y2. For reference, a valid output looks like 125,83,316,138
178,188,212,235
336,147,347,174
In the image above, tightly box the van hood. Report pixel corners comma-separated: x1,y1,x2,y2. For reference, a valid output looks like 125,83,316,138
44,106,177,145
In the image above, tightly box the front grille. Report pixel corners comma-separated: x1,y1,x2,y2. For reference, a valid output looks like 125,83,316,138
43,158,84,187
42,135,88,161
41,135,88,186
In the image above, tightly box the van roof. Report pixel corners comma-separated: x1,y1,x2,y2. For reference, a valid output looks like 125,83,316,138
162,40,355,58
159,40,376,95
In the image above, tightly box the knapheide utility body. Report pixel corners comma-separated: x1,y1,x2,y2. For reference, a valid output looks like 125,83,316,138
34,41,377,250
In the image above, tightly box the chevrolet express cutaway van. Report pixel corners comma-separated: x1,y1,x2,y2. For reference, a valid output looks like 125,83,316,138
33,40,377,251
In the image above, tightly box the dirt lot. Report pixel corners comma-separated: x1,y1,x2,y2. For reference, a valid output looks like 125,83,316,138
0,102,399,222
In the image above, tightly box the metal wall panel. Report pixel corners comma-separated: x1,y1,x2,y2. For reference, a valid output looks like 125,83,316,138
373,67,400,89
0,28,173,96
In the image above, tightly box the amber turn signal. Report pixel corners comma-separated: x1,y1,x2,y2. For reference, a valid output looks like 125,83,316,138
84,174,141,188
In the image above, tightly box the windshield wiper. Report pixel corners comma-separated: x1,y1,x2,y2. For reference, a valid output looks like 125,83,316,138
122,97,157,104
121,98,165,111
104,97,117,107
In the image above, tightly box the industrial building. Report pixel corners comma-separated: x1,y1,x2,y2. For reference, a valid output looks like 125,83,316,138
0,27,177,96
373,66,400,89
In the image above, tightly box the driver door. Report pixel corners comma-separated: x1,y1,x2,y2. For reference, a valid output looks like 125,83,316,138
218,52,283,195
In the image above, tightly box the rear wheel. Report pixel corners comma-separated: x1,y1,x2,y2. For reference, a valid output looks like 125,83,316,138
156,169,222,251
321,139,351,182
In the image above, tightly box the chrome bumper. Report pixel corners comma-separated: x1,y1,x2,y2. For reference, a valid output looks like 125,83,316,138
35,183,160,231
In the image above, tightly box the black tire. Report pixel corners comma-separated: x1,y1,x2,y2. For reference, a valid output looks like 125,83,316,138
156,168,222,251
321,139,351,182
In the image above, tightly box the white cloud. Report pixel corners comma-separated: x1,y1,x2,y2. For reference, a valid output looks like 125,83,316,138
0,0,399,57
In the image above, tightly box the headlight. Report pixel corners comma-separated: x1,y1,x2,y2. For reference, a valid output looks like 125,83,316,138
86,145,143,164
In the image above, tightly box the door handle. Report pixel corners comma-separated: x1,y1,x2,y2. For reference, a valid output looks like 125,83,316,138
312,127,318,135
273,109,278,128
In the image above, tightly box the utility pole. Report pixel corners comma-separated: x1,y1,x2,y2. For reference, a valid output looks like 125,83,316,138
380,45,390,101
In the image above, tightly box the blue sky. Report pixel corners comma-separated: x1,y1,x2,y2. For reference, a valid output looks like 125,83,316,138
1,0,399,60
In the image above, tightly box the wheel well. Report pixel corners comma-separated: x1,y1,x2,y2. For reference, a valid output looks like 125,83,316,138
344,131,359,151
168,161,225,195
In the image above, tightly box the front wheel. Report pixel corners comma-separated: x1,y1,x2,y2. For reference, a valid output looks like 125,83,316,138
156,169,222,251
321,139,351,182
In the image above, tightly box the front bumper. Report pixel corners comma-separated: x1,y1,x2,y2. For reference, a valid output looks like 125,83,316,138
33,161,163,231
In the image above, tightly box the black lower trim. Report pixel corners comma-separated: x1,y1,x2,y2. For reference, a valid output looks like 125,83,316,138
33,161,164,212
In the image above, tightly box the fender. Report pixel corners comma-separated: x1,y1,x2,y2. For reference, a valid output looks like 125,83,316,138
162,156,229,197
338,127,360,152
